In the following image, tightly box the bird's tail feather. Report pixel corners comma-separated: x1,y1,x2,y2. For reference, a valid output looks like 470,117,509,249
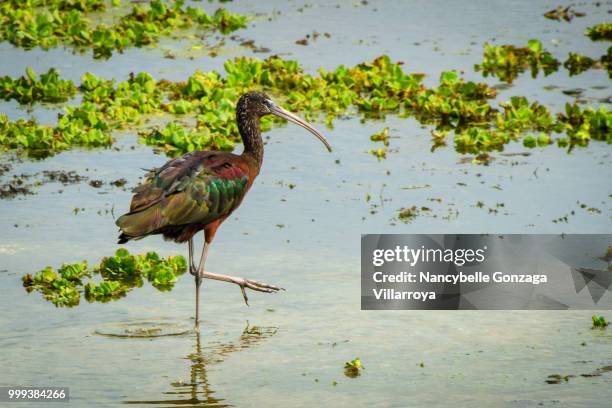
115,205,164,243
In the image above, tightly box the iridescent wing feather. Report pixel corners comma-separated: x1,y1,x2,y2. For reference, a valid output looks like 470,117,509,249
116,151,250,243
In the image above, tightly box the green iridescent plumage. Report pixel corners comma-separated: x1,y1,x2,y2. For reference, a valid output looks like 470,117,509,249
116,151,250,243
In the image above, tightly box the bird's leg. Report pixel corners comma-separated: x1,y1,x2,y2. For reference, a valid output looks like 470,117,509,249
195,270,283,306
193,239,209,331
191,230,282,307
188,238,200,330
188,238,197,275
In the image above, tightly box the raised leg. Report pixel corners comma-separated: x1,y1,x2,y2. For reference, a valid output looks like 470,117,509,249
189,229,283,327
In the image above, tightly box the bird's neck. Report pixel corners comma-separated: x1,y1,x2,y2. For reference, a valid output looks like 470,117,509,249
238,113,264,170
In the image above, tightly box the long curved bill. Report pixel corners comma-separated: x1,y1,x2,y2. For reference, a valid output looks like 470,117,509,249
270,105,332,152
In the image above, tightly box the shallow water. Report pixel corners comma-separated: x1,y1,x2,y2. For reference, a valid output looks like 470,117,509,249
0,0,611,407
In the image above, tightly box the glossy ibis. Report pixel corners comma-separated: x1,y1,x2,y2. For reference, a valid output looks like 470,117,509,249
116,91,331,329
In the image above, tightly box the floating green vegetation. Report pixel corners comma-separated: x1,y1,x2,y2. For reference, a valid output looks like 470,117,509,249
139,121,235,155
22,262,90,307
546,374,573,384
0,68,76,104
452,97,611,154
563,53,598,76
22,248,186,307
344,357,363,378
543,6,585,22
0,113,113,156
602,46,612,78
585,23,612,42
368,131,392,159
476,40,611,81
398,206,420,221
0,0,248,59
367,147,387,160
370,127,389,145
592,315,609,328
475,40,560,83
1,55,610,159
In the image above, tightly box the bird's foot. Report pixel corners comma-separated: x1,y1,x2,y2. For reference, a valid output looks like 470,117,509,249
235,277,283,306
197,270,283,306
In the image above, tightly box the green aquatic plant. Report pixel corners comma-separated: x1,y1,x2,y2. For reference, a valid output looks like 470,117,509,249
454,127,510,154
543,6,585,22
601,46,612,78
546,374,573,384
522,133,552,148
344,357,363,378
368,147,387,160
585,23,612,42
22,262,90,307
557,104,612,146
0,67,76,104
0,0,249,59
98,248,186,291
398,206,421,221
406,70,497,128
90,1,249,59
475,40,560,83
370,127,390,145
22,248,187,307
563,53,598,76
1,55,609,159
592,315,609,328
139,121,234,156
84,280,128,302
496,97,558,135
0,113,113,157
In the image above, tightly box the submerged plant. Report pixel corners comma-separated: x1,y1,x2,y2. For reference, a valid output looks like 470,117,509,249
22,248,187,307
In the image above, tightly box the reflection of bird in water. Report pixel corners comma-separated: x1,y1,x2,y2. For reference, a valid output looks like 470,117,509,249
123,323,277,407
